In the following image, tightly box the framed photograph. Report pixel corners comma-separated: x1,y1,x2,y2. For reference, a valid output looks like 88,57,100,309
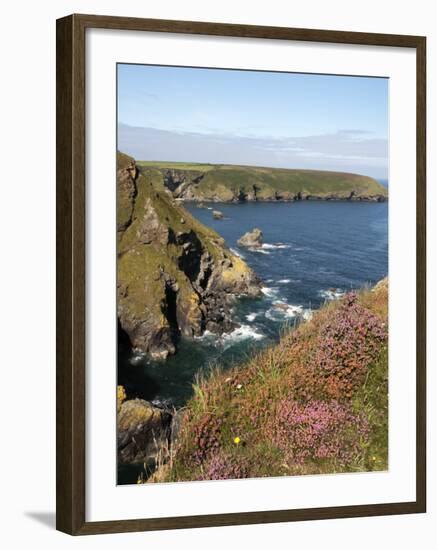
56,14,426,535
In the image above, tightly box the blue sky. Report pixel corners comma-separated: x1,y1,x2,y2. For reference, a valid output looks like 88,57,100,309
117,64,388,179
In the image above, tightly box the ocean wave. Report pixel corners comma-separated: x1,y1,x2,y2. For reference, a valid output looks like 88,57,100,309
261,286,279,298
277,278,291,284
245,312,259,322
249,247,270,255
265,300,312,322
319,288,345,301
221,324,265,348
129,353,147,365
261,243,291,250
195,325,265,348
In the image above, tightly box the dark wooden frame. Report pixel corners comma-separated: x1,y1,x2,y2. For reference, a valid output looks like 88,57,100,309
56,13,427,535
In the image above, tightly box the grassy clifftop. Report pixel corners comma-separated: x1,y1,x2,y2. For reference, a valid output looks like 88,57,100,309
151,279,388,482
137,161,388,202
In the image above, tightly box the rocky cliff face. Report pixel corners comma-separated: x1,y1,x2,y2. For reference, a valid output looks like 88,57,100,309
117,153,261,359
145,165,388,203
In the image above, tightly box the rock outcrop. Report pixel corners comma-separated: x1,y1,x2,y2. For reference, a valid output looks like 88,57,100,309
117,397,172,465
212,210,224,219
117,152,261,359
238,228,263,248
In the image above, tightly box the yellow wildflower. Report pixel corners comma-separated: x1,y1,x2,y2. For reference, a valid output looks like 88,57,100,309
233,436,241,445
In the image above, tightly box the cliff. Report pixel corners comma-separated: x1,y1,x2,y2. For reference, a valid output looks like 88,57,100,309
117,152,261,359
137,161,388,203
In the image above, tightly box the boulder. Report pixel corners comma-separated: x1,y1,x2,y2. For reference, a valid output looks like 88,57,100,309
238,228,263,248
117,398,172,465
213,210,224,219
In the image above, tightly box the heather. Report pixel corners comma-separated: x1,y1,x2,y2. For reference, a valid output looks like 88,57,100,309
153,279,388,482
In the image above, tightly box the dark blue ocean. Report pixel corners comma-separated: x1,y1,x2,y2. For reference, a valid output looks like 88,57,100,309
118,200,388,410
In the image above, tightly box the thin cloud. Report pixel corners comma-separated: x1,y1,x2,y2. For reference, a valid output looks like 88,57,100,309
118,123,388,178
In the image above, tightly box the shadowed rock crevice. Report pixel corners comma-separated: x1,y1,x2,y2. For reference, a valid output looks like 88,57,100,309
175,230,203,283
162,276,180,341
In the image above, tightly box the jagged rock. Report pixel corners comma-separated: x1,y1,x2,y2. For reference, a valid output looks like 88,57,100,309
117,154,137,231
117,398,172,465
136,198,170,245
116,152,261,358
213,210,224,219
238,228,263,248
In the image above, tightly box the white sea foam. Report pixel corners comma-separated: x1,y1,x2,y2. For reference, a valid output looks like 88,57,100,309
277,279,292,284
261,243,291,250
250,247,270,255
265,300,312,322
274,301,303,317
261,286,279,298
129,353,146,365
245,312,259,322
195,324,265,348
221,324,265,348
319,288,345,301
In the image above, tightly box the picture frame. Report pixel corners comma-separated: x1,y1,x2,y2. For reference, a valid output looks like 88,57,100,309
56,13,426,535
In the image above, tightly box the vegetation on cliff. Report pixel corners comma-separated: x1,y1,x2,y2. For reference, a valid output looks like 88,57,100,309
137,161,388,203
148,279,388,482
117,152,261,359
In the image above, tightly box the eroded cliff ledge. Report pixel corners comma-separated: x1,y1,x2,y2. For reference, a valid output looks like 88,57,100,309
117,152,261,359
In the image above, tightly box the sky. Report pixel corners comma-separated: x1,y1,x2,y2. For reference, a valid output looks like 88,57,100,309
117,64,388,179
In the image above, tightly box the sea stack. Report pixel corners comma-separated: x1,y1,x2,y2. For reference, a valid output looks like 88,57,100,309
238,228,263,248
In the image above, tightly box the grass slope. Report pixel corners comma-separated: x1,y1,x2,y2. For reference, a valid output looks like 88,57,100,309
150,279,388,482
